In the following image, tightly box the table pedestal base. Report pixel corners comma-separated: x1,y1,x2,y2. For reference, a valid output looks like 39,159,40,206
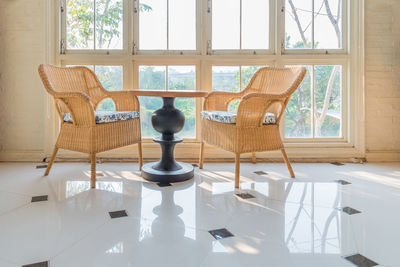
141,97,194,184
141,161,194,183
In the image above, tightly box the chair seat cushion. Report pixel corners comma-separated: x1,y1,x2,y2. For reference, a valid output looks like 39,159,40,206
63,111,140,124
201,110,276,124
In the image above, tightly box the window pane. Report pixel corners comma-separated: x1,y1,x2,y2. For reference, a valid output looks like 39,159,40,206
212,0,240,49
139,66,166,137
242,0,269,49
285,0,312,49
139,0,167,50
212,66,240,92
285,66,312,138
168,66,196,90
314,0,342,49
95,0,123,49
168,66,196,138
168,0,196,50
66,0,95,49
95,65,122,111
314,65,342,137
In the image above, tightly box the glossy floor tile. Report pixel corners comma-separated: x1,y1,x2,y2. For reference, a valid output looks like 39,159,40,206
0,162,398,267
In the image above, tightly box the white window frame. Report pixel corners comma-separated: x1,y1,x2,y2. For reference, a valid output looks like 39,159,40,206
53,0,365,159
132,0,202,55
207,0,275,55
60,0,129,55
279,0,349,55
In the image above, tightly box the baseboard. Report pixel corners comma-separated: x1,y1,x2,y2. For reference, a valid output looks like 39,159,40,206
366,151,400,162
0,150,45,162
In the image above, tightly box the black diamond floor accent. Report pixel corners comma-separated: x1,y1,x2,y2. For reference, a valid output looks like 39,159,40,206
236,193,255,199
192,164,199,167
36,165,48,169
96,171,104,176
254,171,268,175
338,206,361,215
22,261,49,267
109,210,128,219
344,254,378,266
331,162,345,166
208,228,234,240
336,179,351,185
157,182,172,187
31,195,48,203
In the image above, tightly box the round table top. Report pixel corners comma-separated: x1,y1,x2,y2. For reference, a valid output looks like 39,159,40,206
126,90,208,98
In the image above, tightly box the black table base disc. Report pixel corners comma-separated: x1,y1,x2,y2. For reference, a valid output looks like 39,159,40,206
141,161,194,183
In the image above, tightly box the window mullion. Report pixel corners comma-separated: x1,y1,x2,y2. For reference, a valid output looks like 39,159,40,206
311,0,314,49
93,0,96,50
167,0,169,50
240,0,242,50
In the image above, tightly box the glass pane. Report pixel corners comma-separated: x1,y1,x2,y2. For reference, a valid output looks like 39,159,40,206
241,66,264,89
168,66,196,138
212,66,240,92
95,0,123,49
168,0,196,50
242,0,269,49
168,66,196,90
66,0,95,49
285,0,312,49
314,65,342,138
212,0,240,49
95,65,123,91
139,0,167,50
139,66,166,137
285,65,312,138
314,0,342,49
95,65,122,111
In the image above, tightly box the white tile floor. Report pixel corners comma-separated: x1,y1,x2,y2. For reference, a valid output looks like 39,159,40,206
0,162,399,267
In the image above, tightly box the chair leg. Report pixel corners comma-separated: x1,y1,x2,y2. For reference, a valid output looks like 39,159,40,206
44,147,58,176
281,148,295,178
251,152,256,164
138,142,143,170
199,141,205,169
235,153,241,188
90,153,96,189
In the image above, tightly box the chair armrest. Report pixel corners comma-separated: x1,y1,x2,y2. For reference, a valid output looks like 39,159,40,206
54,92,96,126
236,93,287,127
203,91,244,111
104,90,140,112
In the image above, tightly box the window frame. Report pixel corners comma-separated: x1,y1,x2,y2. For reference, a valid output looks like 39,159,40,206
132,0,202,55
60,0,129,55
279,0,349,55
207,0,276,55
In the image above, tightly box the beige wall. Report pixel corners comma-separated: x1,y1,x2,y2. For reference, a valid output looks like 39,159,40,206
0,0,399,161
365,0,400,161
0,0,47,160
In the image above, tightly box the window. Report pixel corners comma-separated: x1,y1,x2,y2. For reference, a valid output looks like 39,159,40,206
59,0,358,147
284,0,343,50
138,65,196,138
65,0,123,50
285,65,342,138
212,0,270,50
138,0,196,50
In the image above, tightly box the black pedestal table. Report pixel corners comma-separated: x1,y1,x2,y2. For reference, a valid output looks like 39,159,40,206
129,90,208,184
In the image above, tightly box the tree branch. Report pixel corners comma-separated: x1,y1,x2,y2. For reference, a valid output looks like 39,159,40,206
287,0,307,46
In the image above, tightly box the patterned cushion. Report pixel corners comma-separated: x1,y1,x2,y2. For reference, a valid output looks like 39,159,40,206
63,111,140,124
201,110,276,124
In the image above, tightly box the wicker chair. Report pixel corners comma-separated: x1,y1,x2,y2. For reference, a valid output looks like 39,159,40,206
38,64,142,188
199,67,306,188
